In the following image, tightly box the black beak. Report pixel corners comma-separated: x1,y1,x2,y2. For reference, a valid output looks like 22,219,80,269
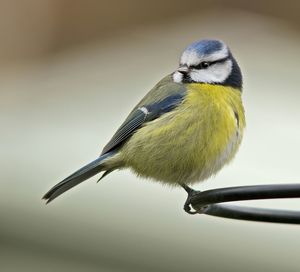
177,66,189,75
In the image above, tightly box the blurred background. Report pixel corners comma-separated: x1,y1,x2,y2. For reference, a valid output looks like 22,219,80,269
1,0,300,271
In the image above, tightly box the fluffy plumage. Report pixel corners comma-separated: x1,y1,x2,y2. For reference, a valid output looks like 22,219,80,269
43,39,245,203
119,79,245,184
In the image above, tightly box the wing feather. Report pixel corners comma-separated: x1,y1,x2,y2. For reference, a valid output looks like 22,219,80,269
101,75,187,155
101,110,147,154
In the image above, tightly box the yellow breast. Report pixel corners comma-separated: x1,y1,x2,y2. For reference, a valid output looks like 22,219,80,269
121,83,245,185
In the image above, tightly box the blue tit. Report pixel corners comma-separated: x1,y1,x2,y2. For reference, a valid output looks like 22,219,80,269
43,39,245,213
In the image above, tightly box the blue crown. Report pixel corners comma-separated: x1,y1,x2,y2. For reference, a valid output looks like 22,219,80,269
184,39,224,56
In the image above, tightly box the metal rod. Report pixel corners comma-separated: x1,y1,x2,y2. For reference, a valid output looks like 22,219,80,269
203,204,300,224
189,184,300,224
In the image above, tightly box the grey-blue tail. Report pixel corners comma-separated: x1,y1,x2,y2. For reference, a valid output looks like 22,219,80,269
43,152,115,204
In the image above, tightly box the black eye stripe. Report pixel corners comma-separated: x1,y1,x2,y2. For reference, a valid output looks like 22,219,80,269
190,56,230,69
209,56,230,65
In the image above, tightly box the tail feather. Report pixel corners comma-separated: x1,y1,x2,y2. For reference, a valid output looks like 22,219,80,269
97,169,114,183
43,152,114,204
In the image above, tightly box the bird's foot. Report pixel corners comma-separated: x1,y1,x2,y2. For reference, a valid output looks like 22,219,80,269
181,184,200,215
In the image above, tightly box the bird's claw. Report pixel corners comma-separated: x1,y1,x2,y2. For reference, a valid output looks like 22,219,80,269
181,184,200,215
183,200,198,214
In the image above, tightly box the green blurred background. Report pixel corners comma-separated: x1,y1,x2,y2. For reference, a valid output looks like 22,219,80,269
1,1,300,271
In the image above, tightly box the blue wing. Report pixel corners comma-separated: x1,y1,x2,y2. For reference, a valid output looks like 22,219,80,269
43,75,186,203
101,87,186,155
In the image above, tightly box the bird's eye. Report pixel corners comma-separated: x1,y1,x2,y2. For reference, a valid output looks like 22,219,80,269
201,62,210,68
192,61,210,70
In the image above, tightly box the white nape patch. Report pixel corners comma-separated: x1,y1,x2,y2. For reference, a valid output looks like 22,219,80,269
190,59,232,83
173,71,183,83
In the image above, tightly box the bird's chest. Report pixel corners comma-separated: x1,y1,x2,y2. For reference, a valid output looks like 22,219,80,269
183,84,239,142
123,84,244,184
179,85,242,180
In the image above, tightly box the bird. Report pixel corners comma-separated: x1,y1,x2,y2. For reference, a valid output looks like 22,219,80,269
43,39,245,213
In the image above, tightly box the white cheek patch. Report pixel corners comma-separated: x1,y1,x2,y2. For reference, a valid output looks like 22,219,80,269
173,71,183,83
190,59,232,83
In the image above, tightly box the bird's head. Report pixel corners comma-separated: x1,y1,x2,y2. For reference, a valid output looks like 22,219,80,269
173,39,242,89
